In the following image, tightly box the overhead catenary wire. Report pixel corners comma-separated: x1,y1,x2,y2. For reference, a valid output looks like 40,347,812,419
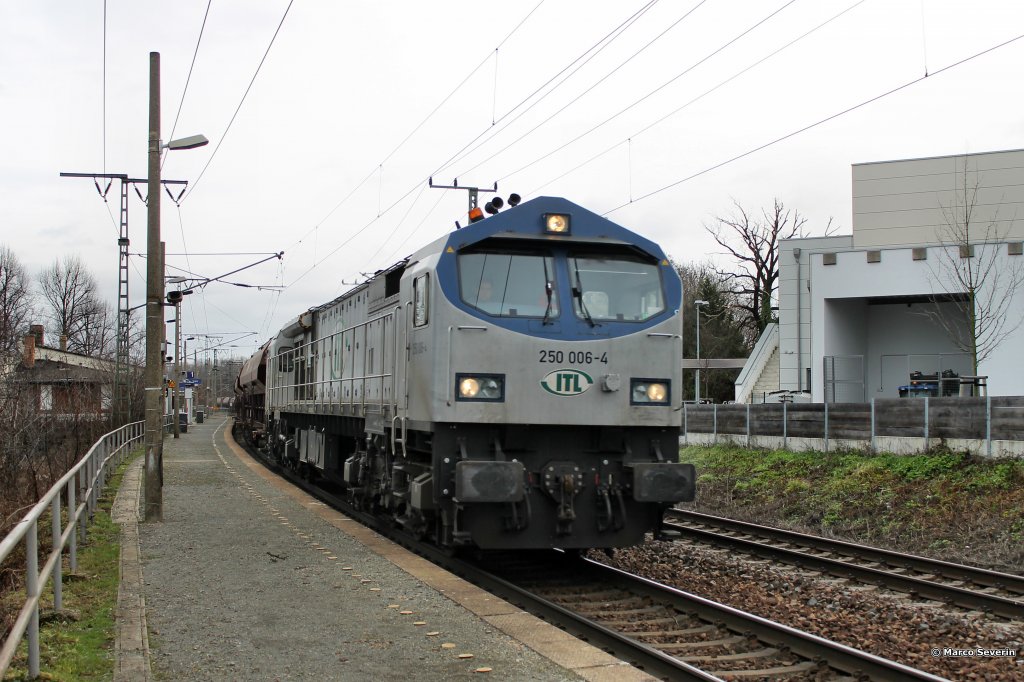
163,0,213,172
343,180,434,294
174,205,208,335
284,1,663,290
449,0,714,180
181,0,295,202
283,0,553,260
602,31,1024,215
430,0,662,181
522,0,869,194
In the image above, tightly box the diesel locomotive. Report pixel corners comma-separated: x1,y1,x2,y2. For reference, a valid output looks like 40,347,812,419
235,195,695,550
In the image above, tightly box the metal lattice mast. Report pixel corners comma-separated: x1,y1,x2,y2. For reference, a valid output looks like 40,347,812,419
115,179,131,425
60,171,188,427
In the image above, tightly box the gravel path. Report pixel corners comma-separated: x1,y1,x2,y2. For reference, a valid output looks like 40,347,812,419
136,414,590,681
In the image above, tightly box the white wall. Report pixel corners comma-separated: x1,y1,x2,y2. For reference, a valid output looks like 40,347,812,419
809,245,1024,399
751,149,1024,402
864,301,969,399
777,235,851,393
853,149,1024,249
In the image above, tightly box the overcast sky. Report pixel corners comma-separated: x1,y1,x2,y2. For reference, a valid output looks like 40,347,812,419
2,1,1022,359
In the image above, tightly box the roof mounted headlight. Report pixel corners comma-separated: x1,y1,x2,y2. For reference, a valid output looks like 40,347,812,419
544,213,570,234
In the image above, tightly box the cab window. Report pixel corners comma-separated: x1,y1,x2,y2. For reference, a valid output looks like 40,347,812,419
568,253,664,322
458,251,558,318
413,274,429,327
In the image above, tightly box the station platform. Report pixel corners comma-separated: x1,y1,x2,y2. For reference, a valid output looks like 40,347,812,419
112,413,651,681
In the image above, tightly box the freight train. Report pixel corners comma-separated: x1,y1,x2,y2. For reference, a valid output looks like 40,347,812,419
234,195,694,550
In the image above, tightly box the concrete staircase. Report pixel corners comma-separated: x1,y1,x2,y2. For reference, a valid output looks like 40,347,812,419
748,346,780,402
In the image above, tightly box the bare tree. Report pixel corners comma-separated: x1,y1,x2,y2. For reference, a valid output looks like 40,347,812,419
674,259,752,402
0,245,34,365
707,199,832,337
925,168,1024,374
37,255,113,356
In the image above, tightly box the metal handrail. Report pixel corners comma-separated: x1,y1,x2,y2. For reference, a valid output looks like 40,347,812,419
0,420,145,679
269,311,397,415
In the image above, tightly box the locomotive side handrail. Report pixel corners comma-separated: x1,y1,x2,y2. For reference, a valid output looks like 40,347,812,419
0,420,145,679
270,310,397,417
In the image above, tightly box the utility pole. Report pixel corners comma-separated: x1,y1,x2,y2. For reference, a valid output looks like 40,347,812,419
144,52,164,521
172,296,181,438
213,348,218,411
694,299,708,403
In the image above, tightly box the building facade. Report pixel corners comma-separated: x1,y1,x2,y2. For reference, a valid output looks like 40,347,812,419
13,325,116,414
737,149,1024,402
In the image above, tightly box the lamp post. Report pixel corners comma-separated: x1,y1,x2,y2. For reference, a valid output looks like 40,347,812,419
694,299,709,403
144,51,208,522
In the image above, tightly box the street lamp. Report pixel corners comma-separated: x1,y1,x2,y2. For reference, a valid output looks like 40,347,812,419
694,300,709,403
144,50,208,522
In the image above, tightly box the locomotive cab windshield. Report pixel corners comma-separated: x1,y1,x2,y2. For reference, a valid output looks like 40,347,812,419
458,250,559,318
568,252,665,323
457,243,665,325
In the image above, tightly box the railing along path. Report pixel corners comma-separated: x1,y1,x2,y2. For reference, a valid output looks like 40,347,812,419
0,420,145,678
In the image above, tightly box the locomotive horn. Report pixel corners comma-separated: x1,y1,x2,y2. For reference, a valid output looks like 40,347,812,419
484,201,499,215
507,193,521,207
491,196,504,210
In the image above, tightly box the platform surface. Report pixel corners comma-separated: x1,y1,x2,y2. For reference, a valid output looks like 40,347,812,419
114,413,652,681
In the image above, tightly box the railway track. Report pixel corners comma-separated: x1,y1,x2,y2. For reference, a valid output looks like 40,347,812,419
235,429,949,681
665,509,1024,621
470,551,946,681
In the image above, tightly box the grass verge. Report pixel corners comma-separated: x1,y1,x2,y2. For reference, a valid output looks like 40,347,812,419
3,452,139,681
680,444,1024,571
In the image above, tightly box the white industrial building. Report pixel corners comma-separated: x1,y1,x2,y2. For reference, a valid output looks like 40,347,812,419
736,148,1024,402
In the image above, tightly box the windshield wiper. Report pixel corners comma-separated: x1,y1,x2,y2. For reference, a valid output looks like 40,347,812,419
571,258,597,327
542,281,555,325
542,258,555,325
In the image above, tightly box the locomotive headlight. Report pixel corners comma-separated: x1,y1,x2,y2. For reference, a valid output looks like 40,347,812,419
460,377,481,398
456,374,505,402
544,213,570,234
631,379,670,405
646,382,668,402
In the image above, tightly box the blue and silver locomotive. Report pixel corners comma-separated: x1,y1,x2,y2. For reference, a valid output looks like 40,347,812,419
237,196,695,550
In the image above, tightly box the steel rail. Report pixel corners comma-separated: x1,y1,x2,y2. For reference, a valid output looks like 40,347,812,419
577,557,948,682
233,425,947,681
666,509,1024,620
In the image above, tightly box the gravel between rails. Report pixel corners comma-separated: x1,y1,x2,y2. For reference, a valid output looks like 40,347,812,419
136,415,586,681
594,539,1024,680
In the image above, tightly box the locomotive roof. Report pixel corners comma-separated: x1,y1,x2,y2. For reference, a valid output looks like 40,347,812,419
413,195,670,262
279,195,671,328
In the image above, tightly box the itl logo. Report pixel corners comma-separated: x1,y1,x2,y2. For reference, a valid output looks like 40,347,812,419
540,369,593,396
